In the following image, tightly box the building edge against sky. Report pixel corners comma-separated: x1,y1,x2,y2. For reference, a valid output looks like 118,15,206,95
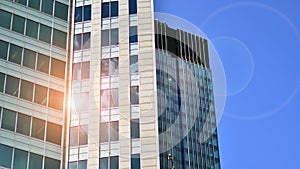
0,0,221,169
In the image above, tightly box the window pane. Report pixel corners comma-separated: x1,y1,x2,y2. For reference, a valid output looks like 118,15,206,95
31,117,45,140
39,24,52,43
109,57,119,76
48,89,64,110
79,125,88,145
129,0,137,14
101,30,109,46
130,86,139,105
68,162,77,169
50,58,65,79
110,121,119,141
70,126,78,146
45,157,60,169
131,154,140,169
101,3,109,18
12,15,25,34
100,123,108,142
74,34,82,50
72,92,89,112
78,160,87,169
53,29,67,49
23,49,36,69
16,113,31,136
101,90,109,109
46,122,62,145
20,79,34,101
83,32,91,49
110,88,119,107
111,28,119,45
110,156,119,169
99,157,108,169
101,59,109,77
42,0,53,15
84,5,91,21
1,108,16,131
129,26,138,43
111,1,119,17
130,55,138,73
37,53,49,74
54,2,68,20
28,0,40,10
16,0,27,6
75,7,82,22
0,73,4,92
5,75,19,97
0,144,13,168
131,119,140,138
9,44,22,65
0,9,12,29
81,61,90,79
26,19,39,39
29,153,42,169
72,63,81,80
0,40,9,60
13,149,28,169
34,84,47,106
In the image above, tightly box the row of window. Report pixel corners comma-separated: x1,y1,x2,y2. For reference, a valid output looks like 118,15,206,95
72,61,90,81
69,125,88,147
99,154,140,169
0,40,65,79
74,5,91,23
101,2,118,18
0,107,62,145
0,73,64,111
74,32,91,50
0,143,60,169
0,9,67,49
10,0,68,21
68,160,87,169
99,26,137,47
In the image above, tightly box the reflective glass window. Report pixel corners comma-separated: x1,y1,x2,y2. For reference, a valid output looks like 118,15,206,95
0,73,4,92
48,89,64,110
29,153,43,169
84,5,91,21
78,160,87,169
110,88,119,108
131,119,140,138
129,26,138,43
28,0,40,10
130,86,139,105
37,53,49,74
39,24,52,43
44,157,60,169
111,29,119,45
110,121,119,141
0,144,13,168
69,126,78,146
1,108,16,131
110,57,119,76
16,113,31,136
54,2,68,20
101,59,109,77
0,40,9,60
111,2,119,17
110,156,119,169
131,154,140,169
50,58,65,79
83,32,91,49
20,79,34,101
9,44,22,65
130,55,138,73
16,0,27,6
81,61,90,79
42,0,53,15
99,157,108,169
129,0,137,14
34,84,47,106
68,162,77,169
13,149,28,169
12,15,25,34
101,3,109,18
75,7,82,22
79,125,88,145
72,63,81,80
23,49,36,69
31,117,45,140
53,29,67,49
46,122,62,145
26,19,39,39
74,34,82,50
5,75,19,97
0,9,12,29
100,122,108,142
101,30,109,46
101,89,110,109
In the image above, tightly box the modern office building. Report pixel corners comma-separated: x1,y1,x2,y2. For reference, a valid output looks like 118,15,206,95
0,0,221,169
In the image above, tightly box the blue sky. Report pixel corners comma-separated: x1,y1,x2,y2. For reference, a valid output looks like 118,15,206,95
155,0,300,168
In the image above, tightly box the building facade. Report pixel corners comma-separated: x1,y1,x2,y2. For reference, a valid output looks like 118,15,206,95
0,0,221,169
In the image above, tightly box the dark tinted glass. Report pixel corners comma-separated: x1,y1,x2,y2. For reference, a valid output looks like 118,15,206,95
5,75,19,97
20,79,34,101
74,34,82,50
131,154,140,169
1,108,16,131
111,29,119,45
13,149,28,169
26,19,39,39
54,2,68,20
53,29,67,49
34,84,47,105
110,121,119,141
130,86,139,105
129,0,137,14
129,26,138,43
0,40,9,60
29,153,43,169
39,24,52,43
45,157,60,169
9,44,22,65
12,15,25,34
110,88,118,107
16,113,31,135
83,32,91,49
130,55,138,73
28,0,40,10
50,58,65,79
99,157,108,169
101,3,109,18
110,156,119,169
0,9,12,29
79,125,88,145
48,89,64,110
101,59,109,76
46,122,62,145
84,5,91,21
37,53,49,74
111,2,119,17
131,119,140,138
23,49,36,69
78,160,87,169
0,73,4,92
81,61,90,79
101,30,109,46
75,7,82,22
31,117,45,140
42,0,53,15
0,144,13,168
100,123,108,142
70,126,78,146
16,0,27,6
